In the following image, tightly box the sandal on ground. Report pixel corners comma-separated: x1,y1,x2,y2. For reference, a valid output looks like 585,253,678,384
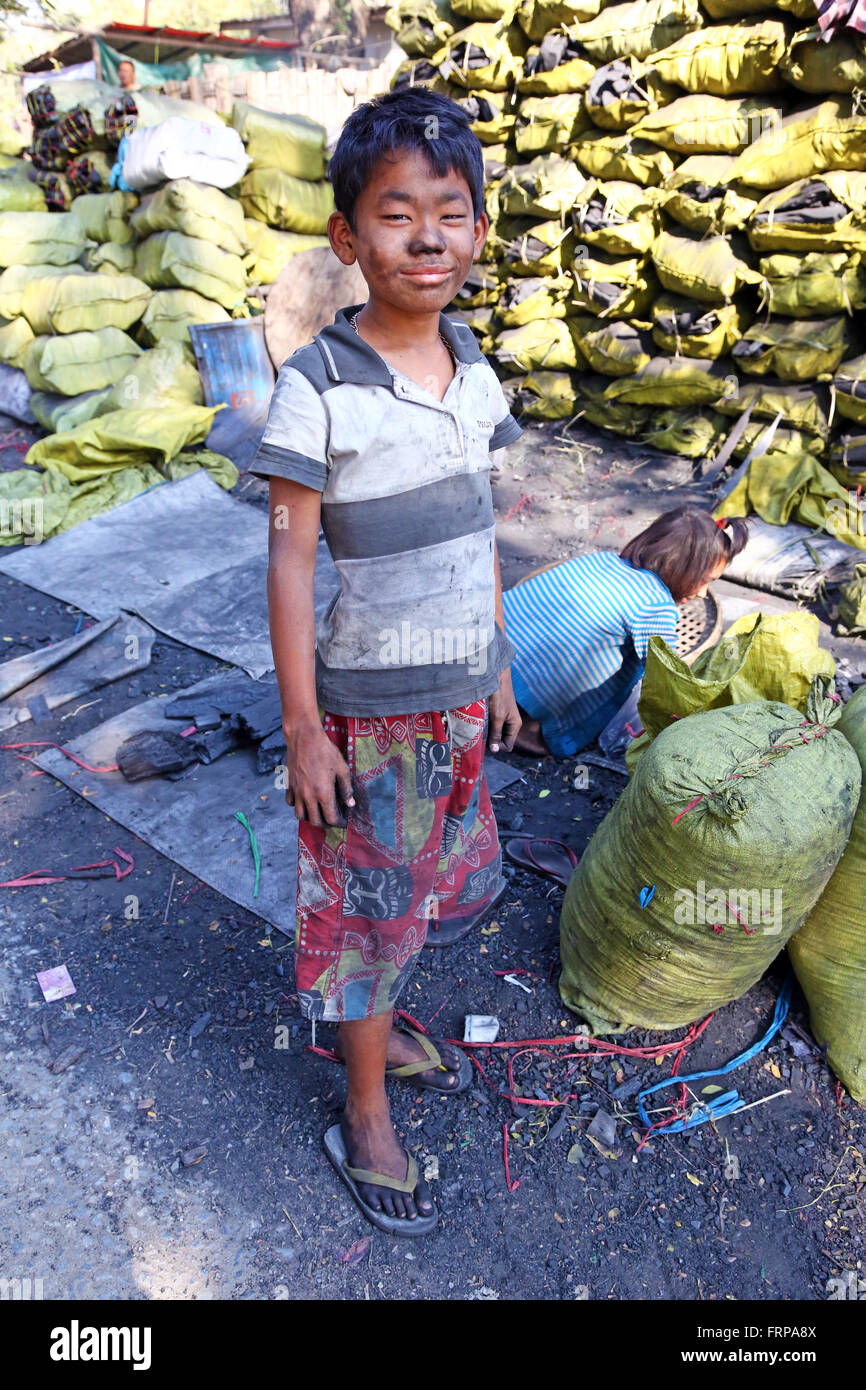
424,882,507,948
323,1123,438,1238
504,836,578,890
385,1023,473,1094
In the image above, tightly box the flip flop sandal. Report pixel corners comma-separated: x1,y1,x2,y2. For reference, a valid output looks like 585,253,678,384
504,837,578,890
385,1024,473,1095
323,1123,438,1238
424,882,507,948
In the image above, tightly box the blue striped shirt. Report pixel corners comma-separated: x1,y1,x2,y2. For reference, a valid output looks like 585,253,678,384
503,551,678,757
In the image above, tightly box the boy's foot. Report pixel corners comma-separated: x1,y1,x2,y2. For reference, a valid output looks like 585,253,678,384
335,1025,467,1092
340,1103,434,1224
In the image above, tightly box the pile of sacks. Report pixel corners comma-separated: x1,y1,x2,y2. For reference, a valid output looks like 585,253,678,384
0,93,334,542
386,0,866,478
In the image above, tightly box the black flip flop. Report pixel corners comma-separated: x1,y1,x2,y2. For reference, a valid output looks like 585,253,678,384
323,1124,438,1238
504,836,578,890
385,1024,473,1094
424,882,507,948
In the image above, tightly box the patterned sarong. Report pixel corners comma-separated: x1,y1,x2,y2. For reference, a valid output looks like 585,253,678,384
294,700,503,1022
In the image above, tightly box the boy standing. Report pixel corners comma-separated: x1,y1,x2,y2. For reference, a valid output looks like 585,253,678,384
250,88,523,1235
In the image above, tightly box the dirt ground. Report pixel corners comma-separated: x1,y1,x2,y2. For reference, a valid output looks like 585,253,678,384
1,416,864,1302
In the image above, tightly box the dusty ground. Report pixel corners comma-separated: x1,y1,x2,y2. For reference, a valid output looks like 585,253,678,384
1,417,864,1302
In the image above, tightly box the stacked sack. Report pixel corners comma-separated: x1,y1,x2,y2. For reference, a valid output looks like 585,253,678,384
386,0,866,466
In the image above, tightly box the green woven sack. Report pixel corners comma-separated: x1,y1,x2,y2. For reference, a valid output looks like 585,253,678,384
0,316,34,368
652,19,787,95
584,58,675,129
139,289,230,349
135,232,247,312
517,34,596,94
229,102,327,181
780,27,866,95
514,93,591,152
22,327,142,396
732,314,853,382
603,354,736,405
239,168,334,235
701,0,775,14
499,217,575,274
559,681,859,1033
498,274,569,325
571,178,658,255
576,371,651,433
94,343,204,416
759,252,866,318
660,153,756,233
30,388,112,434
452,0,519,18
714,380,830,436
455,88,518,142
130,180,249,257
517,0,603,39
0,263,87,319
70,191,138,245
493,317,586,370
505,367,576,417
20,272,151,336
834,354,866,426
243,220,329,284
571,315,653,374
569,248,658,316
449,304,496,351
24,404,220,482
572,131,679,185
642,406,727,456
732,420,822,460
748,172,866,254
653,228,761,302
569,0,702,62
0,170,46,213
499,152,586,215
80,242,136,275
633,93,783,154
651,292,746,357
386,0,458,56
0,211,85,268
433,20,526,89
789,683,866,1100
726,98,866,190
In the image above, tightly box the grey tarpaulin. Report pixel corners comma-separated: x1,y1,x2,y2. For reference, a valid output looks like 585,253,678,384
0,471,341,678
0,612,155,732
724,517,862,599
33,670,525,938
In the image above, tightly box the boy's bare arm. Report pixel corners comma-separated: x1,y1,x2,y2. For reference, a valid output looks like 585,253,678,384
267,477,354,827
488,542,521,754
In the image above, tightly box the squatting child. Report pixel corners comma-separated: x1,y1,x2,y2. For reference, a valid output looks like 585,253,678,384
250,88,524,1235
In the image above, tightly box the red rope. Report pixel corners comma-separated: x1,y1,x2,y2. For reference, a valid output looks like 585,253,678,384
502,1124,520,1192
1,740,119,773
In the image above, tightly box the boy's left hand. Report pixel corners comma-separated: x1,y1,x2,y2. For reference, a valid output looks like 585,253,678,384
488,670,521,753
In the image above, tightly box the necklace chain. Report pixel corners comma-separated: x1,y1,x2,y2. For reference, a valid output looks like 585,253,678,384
349,311,456,366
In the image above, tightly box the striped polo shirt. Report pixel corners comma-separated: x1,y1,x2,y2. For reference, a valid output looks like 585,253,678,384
250,304,523,717
503,551,678,757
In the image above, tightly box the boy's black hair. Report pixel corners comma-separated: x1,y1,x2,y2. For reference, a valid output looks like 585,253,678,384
328,87,485,228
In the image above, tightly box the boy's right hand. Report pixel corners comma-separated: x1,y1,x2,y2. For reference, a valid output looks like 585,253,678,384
283,718,355,828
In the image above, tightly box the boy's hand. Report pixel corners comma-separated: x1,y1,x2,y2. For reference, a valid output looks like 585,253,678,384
284,718,355,828
488,670,521,753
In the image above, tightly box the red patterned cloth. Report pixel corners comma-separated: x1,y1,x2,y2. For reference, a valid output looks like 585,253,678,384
294,701,502,1022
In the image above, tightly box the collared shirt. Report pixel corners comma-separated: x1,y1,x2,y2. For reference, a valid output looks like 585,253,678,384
250,304,523,717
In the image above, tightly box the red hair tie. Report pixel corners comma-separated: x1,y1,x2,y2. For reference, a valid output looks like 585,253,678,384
715,517,728,529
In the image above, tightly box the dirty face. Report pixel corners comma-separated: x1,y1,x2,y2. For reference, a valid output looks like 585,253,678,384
682,554,729,602
328,146,488,315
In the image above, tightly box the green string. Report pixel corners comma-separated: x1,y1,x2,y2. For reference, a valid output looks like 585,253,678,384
235,811,261,899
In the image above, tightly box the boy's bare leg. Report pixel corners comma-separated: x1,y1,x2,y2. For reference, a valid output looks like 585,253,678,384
334,1018,465,1091
512,715,551,758
339,1014,434,1222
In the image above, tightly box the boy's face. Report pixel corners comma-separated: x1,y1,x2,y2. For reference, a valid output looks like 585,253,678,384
328,147,488,314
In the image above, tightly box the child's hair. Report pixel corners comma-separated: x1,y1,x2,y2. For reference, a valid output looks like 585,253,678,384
620,507,748,602
327,87,485,229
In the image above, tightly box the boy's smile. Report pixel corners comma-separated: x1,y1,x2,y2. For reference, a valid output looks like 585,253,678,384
329,147,488,315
